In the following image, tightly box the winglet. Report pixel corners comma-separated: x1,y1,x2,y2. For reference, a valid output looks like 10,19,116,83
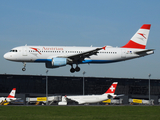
105,82,118,94
102,46,106,50
7,88,16,98
121,24,151,49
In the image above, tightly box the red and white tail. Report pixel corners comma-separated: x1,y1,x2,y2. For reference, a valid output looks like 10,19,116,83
7,88,16,98
104,82,118,94
121,24,151,49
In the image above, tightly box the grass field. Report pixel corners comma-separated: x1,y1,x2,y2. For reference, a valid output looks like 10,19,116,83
0,106,160,120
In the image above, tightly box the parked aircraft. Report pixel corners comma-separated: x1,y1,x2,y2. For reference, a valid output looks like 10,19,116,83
4,24,154,73
0,88,17,103
59,82,118,105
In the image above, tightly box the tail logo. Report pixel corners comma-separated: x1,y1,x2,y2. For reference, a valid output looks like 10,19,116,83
138,33,146,39
110,85,115,92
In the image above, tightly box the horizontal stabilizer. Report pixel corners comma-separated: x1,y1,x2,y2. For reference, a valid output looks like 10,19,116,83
134,49,154,55
114,94,124,98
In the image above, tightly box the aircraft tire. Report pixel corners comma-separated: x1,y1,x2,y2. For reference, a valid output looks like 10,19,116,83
75,66,80,72
70,68,75,73
22,68,26,71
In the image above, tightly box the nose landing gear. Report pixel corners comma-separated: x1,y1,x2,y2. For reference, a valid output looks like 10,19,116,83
22,62,26,71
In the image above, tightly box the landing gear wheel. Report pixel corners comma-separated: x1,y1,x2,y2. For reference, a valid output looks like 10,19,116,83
75,66,80,72
22,68,26,71
70,68,75,73
70,64,81,73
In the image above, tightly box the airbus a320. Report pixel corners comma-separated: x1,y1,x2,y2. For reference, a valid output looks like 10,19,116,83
4,24,154,73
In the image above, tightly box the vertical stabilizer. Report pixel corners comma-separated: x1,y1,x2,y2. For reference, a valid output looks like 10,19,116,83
121,24,151,49
105,82,118,94
7,88,16,98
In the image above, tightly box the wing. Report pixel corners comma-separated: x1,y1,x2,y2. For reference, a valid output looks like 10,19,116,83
66,97,86,104
69,99,85,104
59,46,106,63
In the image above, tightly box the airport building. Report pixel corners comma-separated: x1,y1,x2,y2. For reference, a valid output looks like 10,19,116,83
0,74,160,105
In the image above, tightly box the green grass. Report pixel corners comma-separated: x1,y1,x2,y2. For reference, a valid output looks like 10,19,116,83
0,106,160,120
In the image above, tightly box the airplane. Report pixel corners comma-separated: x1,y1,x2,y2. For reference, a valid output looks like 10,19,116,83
0,88,17,103
3,24,154,73
59,82,118,105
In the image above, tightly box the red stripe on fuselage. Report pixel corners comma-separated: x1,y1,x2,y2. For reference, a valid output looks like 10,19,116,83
121,40,145,49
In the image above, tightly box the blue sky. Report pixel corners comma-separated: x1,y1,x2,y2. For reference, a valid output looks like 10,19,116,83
1,0,160,79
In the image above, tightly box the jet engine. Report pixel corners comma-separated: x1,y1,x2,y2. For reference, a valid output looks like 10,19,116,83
45,57,72,68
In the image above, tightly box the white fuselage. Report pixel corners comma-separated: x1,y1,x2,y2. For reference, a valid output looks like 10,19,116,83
4,46,151,64
3,24,154,72
0,97,17,103
66,93,114,104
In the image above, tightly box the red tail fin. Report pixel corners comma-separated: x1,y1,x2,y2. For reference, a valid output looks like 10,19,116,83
7,88,16,98
121,24,151,49
105,82,118,94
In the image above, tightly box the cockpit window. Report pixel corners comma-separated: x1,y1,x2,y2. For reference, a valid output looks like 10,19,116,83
10,50,17,52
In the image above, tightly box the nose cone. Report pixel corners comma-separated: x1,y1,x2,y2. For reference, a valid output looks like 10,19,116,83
4,52,11,60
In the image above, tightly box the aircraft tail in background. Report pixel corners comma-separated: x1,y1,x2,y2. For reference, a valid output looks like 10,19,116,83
7,88,16,98
104,82,118,94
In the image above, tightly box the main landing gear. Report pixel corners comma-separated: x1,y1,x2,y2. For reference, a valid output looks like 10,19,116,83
22,62,26,71
70,64,80,73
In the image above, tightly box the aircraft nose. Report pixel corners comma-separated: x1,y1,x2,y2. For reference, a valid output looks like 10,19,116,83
4,52,11,60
